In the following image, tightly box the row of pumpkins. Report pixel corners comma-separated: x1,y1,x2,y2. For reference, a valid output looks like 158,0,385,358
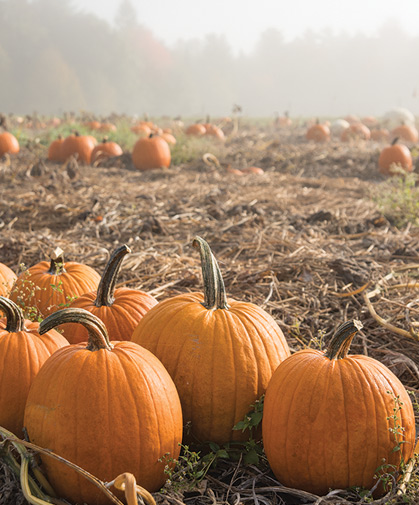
0,239,416,504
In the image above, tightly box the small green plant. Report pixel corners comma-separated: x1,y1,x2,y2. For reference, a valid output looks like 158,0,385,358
373,173,419,228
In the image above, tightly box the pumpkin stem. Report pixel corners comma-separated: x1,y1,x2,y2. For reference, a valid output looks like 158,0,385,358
192,236,229,310
0,296,26,333
39,308,114,351
325,320,363,360
47,247,66,275
391,136,399,146
95,245,131,307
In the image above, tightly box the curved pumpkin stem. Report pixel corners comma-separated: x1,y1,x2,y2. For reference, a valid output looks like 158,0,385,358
47,247,66,275
39,308,114,351
0,296,25,333
391,136,400,146
95,245,131,307
192,236,229,310
325,320,363,360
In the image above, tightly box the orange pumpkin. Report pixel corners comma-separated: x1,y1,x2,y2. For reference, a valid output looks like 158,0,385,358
84,120,101,130
62,245,158,344
61,132,95,163
131,124,151,136
370,128,390,142
306,122,330,142
0,132,19,157
262,320,416,496
341,122,371,141
0,262,16,297
47,135,65,162
0,297,68,435
132,134,171,171
160,132,176,145
99,122,117,133
391,124,419,143
186,123,207,136
10,247,101,319
242,166,264,175
205,124,225,141
90,138,123,164
378,137,413,175
24,308,183,505
131,236,291,444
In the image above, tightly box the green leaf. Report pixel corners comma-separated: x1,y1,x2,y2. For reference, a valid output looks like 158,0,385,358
244,449,259,465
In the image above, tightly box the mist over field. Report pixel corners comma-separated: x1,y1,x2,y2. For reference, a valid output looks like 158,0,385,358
1,0,419,118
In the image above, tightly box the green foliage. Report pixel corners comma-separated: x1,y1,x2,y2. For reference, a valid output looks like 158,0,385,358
373,173,419,228
170,134,225,166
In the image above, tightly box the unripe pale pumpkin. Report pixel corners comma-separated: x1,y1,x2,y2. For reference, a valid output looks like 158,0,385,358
262,320,416,496
131,236,290,444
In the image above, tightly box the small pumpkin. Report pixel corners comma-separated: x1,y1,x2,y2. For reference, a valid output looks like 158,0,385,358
61,131,96,164
90,137,123,164
24,308,182,505
370,128,390,142
341,122,371,141
391,124,419,144
0,131,19,157
186,123,207,136
160,132,176,145
10,247,101,319
131,124,151,136
47,135,65,162
262,320,416,496
306,122,330,142
132,236,291,444
132,134,171,171
0,297,68,435
0,262,17,297
62,245,158,344
84,120,101,130
205,124,225,141
99,122,117,133
378,137,413,175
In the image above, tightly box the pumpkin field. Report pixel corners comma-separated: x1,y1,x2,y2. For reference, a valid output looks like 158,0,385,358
0,113,418,505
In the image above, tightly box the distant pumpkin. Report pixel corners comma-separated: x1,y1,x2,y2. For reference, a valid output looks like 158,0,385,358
0,132,19,157
90,138,123,164
341,122,371,141
306,122,330,142
378,137,412,175
186,124,207,136
132,134,171,171
390,124,419,144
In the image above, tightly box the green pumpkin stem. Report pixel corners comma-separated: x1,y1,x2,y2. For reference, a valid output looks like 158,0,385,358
95,245,131,307
39,308,113,351
192,236,229,310
325,320,363,360
0,296,25,332
47,247,66,275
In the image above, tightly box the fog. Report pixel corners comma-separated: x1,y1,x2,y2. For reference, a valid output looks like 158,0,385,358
1,0,418,118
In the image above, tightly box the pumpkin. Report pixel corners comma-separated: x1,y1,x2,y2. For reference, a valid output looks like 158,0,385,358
132,134,171,171
90,137,123,164
186,123,207,136
131,236,290,444
0,297,67,435
61,131,96,164
371,128,390,142
330,119,350,137
160,132,176,145
306,122,330,142
99,122,117,133
205,124,225,141
24,308,182,505
0,131,19,157
47,135,65,162
10,247,101,319
262,320,416,496
341,122,371,141
0,262,16,297
383,107,415,130
62,245,158,344
84,120,102,130
241,166,264,175
131,124,151,136
378,137,413,175
391,124,419,144
361,115,378,127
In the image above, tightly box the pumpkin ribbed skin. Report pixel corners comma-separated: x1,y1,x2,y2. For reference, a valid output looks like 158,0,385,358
0,297,67,435
262,321,416,496
132,237,290,444
132,134,171,170
63,245,158,344
0,262,16,296
24,309,183,505
61,132,95,163
10,248,101,318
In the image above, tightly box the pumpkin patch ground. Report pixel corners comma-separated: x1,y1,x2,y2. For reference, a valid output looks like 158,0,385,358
0,117,418,504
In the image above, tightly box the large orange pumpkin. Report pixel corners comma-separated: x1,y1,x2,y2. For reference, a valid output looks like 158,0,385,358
24,308,183,505
0,297,67,435
262,320,416,496
132,134,171,171
10,247,101,319
0,262,17,297
61,131,95,164
62,245,158,344
0,131,19,157
378,137,413,176
131,236,291,444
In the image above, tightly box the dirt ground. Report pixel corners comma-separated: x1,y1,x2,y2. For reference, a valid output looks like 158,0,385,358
0,124,418,504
